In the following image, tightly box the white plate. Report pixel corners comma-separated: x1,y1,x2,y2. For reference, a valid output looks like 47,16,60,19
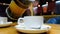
0,22,12,27
15,24,51,33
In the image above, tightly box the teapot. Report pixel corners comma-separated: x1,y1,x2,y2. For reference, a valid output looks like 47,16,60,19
8,0,35,20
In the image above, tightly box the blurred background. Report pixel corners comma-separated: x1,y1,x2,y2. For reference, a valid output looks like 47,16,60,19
0,0,60,24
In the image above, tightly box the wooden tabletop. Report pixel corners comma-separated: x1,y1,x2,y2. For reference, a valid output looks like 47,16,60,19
0,27,19,34
47,24,60,34
0,23,60,34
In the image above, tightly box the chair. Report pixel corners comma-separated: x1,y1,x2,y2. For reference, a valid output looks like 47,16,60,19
47,16,60,24
47,18,57,24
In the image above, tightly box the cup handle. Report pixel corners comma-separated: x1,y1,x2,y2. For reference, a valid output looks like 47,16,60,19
17,18,24,25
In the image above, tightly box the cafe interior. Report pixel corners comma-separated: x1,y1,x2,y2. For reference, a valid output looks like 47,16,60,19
0,0,60,34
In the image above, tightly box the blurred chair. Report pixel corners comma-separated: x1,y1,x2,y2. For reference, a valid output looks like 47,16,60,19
54,16,60,24
47,16,60,24
47,18,57,24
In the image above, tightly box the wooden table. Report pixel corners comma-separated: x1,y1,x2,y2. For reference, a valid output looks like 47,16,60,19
0,23,19,34
47,24,60,34
0,23,60,34
0,27,19,34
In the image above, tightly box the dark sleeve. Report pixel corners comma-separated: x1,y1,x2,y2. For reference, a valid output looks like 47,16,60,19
39,0,46,5
55,2,60,14
0,5,8,17
0,0,11,3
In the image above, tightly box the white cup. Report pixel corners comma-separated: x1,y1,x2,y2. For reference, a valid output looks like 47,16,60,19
18,16,44,29
0,17,7,24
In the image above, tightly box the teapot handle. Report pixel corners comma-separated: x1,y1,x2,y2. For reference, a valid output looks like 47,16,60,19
18,18,24,25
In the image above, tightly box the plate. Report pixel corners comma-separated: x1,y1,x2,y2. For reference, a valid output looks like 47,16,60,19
15,24,51,33
0,22,12,27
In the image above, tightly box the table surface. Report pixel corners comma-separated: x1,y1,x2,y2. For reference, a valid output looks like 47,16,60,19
0,23,60,34
47,24,60,34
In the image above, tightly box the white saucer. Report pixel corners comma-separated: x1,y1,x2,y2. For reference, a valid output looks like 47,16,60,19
15,24,51,33
0,22,12,27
